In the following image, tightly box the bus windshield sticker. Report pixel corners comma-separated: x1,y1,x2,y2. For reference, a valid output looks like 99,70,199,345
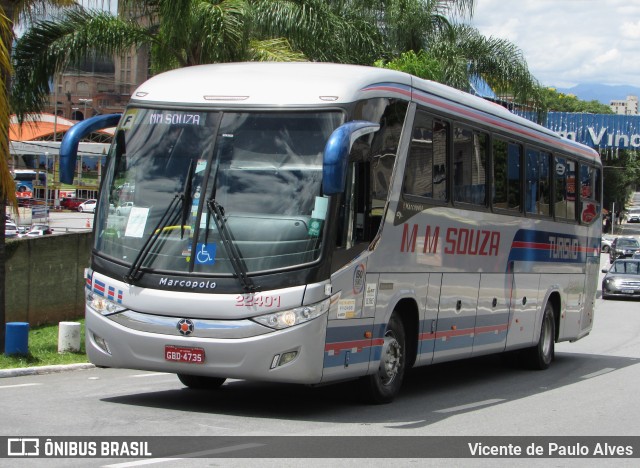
353,264,365,294
195,159,207,174
308,219,323,237
120,110,138,130
364,283,377,308
124,206,150,238
195,243,216,265
337,299,357,319
311,196,329,220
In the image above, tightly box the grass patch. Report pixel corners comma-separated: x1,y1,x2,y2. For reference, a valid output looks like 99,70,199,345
0,320,89,369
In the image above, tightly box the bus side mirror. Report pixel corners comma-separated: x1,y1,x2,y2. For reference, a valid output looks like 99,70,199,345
59,114,122,184
322,121,379,195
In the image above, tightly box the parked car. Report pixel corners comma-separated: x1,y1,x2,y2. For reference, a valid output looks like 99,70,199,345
5,221,18,238
626,211,640,223
602,259,640,299
116,201,134,216
609,237,640,264
25,224,53,236
60,197,86,210
78,199,97,213
601,235,615,253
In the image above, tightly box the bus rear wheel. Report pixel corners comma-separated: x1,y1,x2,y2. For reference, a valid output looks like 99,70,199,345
522,301,555,370
177,374,226,390
360,312,406,404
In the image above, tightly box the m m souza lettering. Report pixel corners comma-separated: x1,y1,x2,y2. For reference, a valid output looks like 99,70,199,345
400,224,500,256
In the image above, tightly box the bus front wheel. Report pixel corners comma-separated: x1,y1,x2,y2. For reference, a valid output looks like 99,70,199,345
360,311,406,404
177,374,226,390
522,301,555,370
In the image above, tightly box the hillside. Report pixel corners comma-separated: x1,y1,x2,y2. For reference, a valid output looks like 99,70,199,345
555,84,640,104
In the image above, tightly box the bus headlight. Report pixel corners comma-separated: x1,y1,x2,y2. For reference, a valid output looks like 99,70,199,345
87,291,126,316
253,298,329,330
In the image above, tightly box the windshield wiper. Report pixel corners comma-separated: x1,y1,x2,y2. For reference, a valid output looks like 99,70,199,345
180,159,195,239
123,194,182,284
206,198,255,293
123,162,195,284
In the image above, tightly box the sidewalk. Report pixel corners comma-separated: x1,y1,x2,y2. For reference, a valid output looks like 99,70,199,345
0,362,95,378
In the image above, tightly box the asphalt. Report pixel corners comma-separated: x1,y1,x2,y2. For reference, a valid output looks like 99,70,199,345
0,362,95,379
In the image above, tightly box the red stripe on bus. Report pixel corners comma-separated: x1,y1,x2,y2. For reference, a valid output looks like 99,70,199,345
324,338,383,353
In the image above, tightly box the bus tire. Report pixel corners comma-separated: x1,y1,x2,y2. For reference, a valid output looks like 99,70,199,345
361,311,406,404
522,302,555,370
177,374,226,390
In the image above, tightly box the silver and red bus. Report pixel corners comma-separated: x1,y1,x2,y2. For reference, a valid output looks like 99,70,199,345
61,63,602,403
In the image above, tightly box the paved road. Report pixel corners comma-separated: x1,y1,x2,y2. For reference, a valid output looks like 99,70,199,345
11,209,94,234
1,253,639,467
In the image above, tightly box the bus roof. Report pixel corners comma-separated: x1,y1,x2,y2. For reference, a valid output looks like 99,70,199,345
130,62,599,162
132,62,412,106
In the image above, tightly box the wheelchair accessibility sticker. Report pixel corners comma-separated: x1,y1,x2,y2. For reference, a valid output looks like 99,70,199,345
195,243,217,265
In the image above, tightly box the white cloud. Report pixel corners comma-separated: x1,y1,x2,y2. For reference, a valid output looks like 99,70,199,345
471,0,640,87
621,20,640,40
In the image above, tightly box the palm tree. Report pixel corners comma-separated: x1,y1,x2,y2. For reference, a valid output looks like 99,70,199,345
429,23,539,103
10,0,388,117
371,2,539,105
1,0,75,353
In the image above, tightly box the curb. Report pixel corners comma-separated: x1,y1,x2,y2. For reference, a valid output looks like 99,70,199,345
0,363,96,378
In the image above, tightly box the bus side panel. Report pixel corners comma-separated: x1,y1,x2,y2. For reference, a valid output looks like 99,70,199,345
416,273,438,366
548,273,583,342
322,319,374,382
472,273,511,357
322,260,372,382
579,255,599,336
372,273,430,370
535,273,580,343
432,273,479,363
504,273,541,351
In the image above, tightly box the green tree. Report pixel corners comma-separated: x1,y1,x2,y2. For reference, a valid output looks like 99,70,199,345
1,0,75,354
361,0,476,57
11,0,391,116
376,22,539,104
602,150,640,213
374,50,444,81
538,87,613,113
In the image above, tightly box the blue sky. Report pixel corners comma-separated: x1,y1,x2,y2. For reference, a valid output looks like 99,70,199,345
471,0,640,88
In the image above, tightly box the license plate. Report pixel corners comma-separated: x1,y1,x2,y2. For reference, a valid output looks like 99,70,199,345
165,345,205,364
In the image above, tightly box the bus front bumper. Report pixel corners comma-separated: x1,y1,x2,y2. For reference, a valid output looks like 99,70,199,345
85,306,328,384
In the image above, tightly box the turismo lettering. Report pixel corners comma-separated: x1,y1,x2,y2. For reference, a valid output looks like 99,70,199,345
400,224,500,256
549,236,579,259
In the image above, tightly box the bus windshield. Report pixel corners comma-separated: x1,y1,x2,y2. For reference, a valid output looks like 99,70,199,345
95,108,343,278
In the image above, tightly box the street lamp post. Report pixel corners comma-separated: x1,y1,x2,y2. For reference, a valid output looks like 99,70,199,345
45,152,49,223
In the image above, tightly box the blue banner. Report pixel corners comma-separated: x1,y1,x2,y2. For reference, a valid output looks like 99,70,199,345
544,113,640,150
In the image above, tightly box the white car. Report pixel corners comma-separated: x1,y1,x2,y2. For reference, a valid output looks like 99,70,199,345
116,202,134,216
5,221,18,238
626,211,640,223
78,199,97,213
601,235,615,253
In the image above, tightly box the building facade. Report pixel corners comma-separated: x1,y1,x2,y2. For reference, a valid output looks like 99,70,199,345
610,95,639,115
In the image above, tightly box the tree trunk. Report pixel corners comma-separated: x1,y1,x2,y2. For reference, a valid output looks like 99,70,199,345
1,1,17,354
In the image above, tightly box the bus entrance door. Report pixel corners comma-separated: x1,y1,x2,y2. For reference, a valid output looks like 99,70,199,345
432,273,480,363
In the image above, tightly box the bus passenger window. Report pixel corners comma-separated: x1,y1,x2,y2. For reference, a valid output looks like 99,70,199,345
404,111,448,202
579,163,600,224
525,148,551,216
554,156,577,221
453,127,487,205
492,139,522,211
